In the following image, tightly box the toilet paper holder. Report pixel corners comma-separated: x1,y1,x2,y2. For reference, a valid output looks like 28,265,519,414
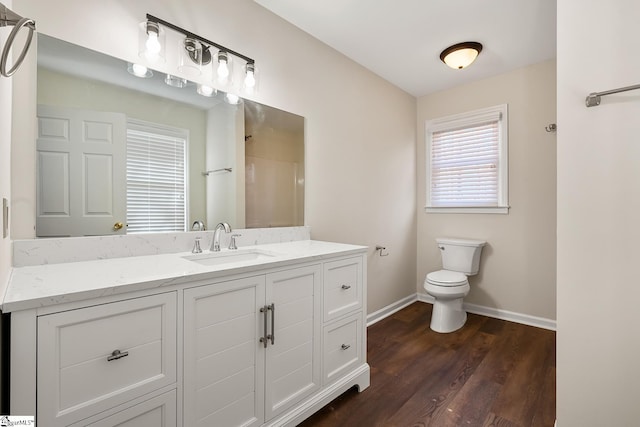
375,245,389,257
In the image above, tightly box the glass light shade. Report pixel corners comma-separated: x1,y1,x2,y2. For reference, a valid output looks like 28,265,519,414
225,93,241,105
243,62,259,94
178,37,202,77
215,51,233,85
197,84,216,97
440,42,483,70
138,21,165,63
127,63,153,78
164,74,187,88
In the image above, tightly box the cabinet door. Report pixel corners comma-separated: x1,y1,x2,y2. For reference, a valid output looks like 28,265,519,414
264,264,322,421
184,276,266,427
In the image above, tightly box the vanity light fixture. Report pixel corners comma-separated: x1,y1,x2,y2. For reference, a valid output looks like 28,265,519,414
139,14,257,92
440,42,483,70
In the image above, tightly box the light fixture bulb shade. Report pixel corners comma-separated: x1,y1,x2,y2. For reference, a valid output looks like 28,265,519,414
225,93,241,105
440,42,483,69
243,62,259,94
127,63,153,78
215,51,233,85
138,21,165,63
178,37,202,77
197,84,216,97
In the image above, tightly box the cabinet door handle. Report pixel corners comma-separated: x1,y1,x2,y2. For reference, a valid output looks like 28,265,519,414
341,284,351,290
107,349,129,362
341,344,351,350
267,303,275,345
260,305,269,348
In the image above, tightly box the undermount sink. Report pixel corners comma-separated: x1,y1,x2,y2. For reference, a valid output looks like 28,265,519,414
183,249,281,266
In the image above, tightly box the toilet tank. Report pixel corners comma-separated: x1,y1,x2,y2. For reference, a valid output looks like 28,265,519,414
436,237,486,275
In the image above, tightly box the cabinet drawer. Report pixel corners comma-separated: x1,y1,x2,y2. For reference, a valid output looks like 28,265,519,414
323,314,362,384
37,292,177,427
82,390,176,427
323,257,363,322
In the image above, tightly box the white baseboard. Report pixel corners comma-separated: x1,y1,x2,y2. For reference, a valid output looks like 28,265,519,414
366,294,418,326
374,293,557,331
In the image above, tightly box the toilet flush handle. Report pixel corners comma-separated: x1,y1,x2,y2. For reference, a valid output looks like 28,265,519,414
438,246,445,250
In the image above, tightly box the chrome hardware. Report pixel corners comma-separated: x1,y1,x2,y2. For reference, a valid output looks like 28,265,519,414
211,222,231,252
192,237,202,254
341,344,351,350
267,304,275,345
229,234,241,250
107,349,129,362
438,246,445,250
0,3,36,77
341,284,351,290
191,220,205,231
260,305,269,348
375,245,389,257
113,222,124,231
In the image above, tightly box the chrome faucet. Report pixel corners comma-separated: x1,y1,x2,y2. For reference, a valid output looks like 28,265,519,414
211,222,231,252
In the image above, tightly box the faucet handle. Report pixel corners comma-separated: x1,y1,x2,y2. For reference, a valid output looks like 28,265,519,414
192,237,203,254
229,234,242,250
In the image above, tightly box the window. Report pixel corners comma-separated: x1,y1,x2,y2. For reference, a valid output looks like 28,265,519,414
425,104,508,214
126,119,188,233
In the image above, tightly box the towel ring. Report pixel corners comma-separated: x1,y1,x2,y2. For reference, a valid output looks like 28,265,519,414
0,4,36,77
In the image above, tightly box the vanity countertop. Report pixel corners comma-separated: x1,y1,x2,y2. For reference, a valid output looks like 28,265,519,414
3,240,367,313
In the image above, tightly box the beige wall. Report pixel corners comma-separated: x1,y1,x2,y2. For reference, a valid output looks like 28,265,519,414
12,0,417,313
558,0,640,425
36,68,208,227
417,60,557,320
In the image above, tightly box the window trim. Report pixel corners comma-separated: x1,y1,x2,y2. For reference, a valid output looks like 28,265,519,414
425,104,509,214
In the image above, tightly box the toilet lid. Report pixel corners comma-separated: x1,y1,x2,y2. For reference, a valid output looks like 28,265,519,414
426,270,468,287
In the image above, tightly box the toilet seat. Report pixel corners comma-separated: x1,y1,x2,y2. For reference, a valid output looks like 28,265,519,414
426,270,468,287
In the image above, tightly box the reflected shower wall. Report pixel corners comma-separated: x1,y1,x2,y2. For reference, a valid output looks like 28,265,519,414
244,108,304,228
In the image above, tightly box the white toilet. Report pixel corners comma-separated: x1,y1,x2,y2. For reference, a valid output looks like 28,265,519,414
424,237,486,333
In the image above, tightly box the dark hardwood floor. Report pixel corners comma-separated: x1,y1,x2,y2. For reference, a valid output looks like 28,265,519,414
300,302,556,427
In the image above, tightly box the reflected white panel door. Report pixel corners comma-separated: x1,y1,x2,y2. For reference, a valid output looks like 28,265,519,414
264,265,322,421
36,105,126,237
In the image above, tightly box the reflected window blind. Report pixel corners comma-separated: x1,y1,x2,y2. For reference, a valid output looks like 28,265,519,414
430,120,500,207
126,123,187,233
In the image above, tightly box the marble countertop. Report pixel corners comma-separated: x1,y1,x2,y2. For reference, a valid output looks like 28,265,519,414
3,240,367,313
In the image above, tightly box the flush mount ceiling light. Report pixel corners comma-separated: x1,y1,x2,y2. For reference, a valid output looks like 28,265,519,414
440,42,483,70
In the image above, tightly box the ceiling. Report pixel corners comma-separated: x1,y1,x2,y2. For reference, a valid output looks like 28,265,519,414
255,0,557,97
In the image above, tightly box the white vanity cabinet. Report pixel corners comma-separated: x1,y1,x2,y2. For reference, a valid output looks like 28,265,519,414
6,241,369,427
183,264,322,427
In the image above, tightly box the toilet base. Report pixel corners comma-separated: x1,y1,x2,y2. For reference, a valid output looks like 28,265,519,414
430,297,467,333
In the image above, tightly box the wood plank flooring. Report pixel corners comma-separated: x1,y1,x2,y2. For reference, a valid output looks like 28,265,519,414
300,302,555,427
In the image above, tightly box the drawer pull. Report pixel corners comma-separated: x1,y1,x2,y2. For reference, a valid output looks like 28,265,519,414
341,285,351,290
341,344,351,350
107,349,129,362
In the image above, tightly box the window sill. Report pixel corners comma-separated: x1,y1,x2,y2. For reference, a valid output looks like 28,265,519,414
425,206,510,214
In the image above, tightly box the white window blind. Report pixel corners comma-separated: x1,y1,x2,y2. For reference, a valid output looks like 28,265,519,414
126,121,188,233
426,105,508,213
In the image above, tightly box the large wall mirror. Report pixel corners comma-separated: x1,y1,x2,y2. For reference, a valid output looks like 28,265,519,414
33,34,304,237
